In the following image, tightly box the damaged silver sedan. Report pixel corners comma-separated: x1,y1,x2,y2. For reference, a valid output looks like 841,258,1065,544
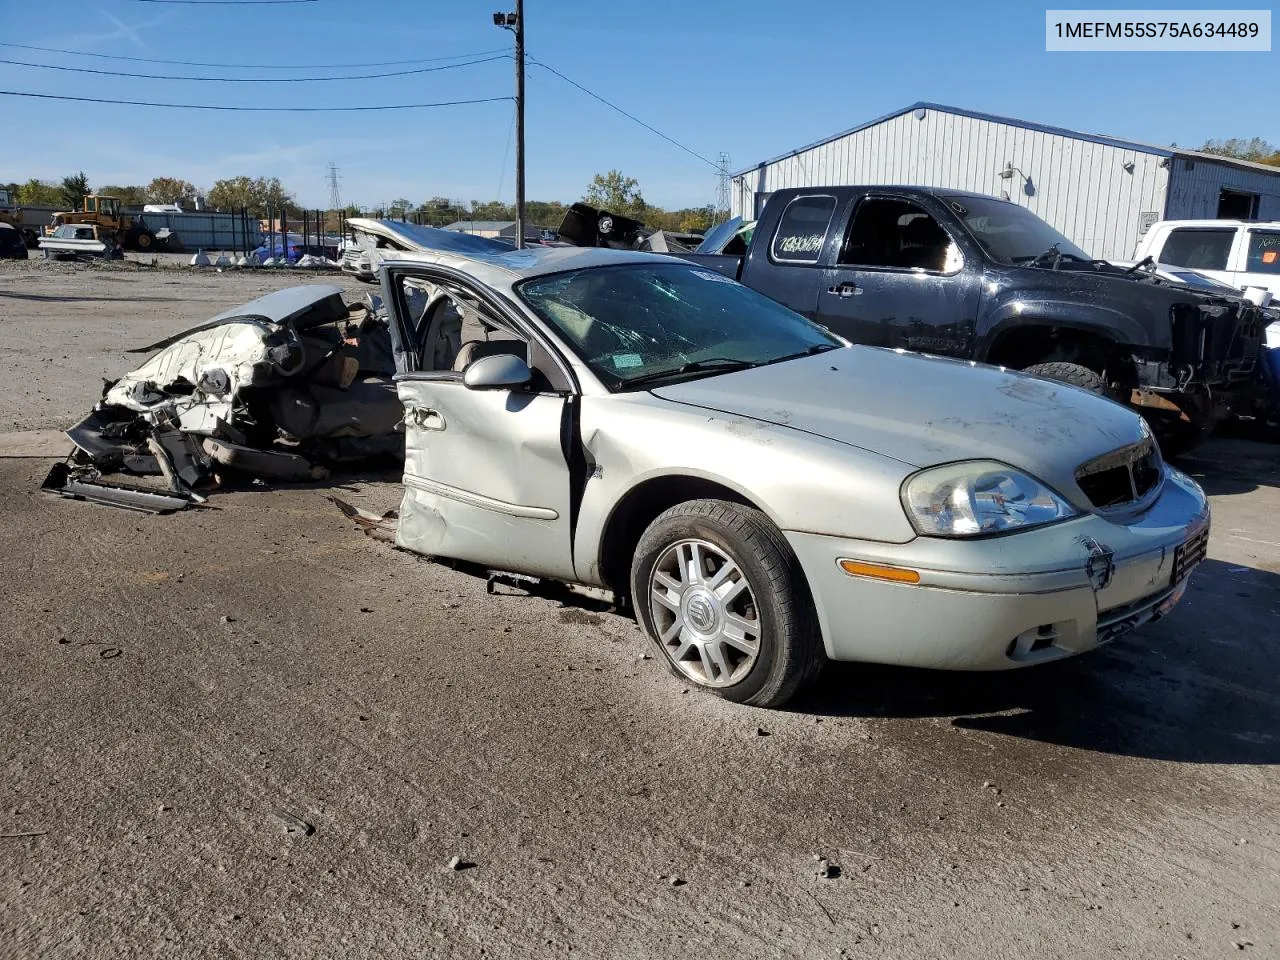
369,242,1208,707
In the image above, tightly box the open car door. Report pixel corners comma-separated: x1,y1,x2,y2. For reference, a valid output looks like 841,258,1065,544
383,263,579,581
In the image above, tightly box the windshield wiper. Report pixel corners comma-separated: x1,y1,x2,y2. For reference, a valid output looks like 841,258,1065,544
765,342,841,365
1122,255,1165,282
619,357,759,390
1012,244,1088,270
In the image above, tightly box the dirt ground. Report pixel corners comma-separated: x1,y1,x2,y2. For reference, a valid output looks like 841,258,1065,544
1,259,1278,960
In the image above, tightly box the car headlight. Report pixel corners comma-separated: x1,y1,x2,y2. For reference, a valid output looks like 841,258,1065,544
901,461,1077,537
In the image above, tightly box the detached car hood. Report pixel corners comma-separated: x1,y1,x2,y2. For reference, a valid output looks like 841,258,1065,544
653,348,1149,498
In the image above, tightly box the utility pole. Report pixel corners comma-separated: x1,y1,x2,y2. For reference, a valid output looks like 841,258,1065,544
514,0,525,250
494,4,525,248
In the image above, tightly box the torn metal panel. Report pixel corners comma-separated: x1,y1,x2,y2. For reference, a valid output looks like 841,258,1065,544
41,463,192,514
129,285,348,353
107,321,303,415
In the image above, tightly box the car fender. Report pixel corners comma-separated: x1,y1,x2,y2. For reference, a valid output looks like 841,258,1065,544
572,395,918,586
977,293,1159,361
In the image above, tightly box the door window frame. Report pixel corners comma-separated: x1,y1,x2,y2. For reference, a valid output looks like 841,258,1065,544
1155,226,1237,272
384,263,579,394
836,194,966,276
767,193,838,266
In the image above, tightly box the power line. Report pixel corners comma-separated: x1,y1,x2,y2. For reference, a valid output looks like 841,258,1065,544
528,57,718,170
0,90,512,112
0,53,509,83
0,41,509,70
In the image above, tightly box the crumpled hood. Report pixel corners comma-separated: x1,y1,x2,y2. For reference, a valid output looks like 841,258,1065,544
652,347,1148,500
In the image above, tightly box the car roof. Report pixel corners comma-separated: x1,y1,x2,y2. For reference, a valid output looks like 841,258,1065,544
1150,220,1280,229
769,184,1011,203
382,244,676,286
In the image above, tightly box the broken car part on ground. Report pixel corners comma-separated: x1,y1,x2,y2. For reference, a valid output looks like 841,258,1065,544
46,284,403,512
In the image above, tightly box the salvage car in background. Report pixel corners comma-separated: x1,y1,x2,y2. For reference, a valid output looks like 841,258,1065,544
0,222,28,260
1135,219,1280,299
363,241,1209,707
341,218,512,282
672,188,1264,455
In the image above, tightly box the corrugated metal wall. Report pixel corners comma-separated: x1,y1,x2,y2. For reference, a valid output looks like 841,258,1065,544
1165,157,1280,221
136,211,262,251
731,107,1172,260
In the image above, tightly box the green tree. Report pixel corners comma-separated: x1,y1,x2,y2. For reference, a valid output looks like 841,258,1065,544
525,199,568,229
208,176,295,215
98,185,149,206
15,179,63,206
59,172,91,210
388,198,414,219
464,200,513,222
584,170,646,220
1199,137,1280,166
146,177,199,205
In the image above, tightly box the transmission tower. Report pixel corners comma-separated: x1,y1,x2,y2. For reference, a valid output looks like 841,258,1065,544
327,162,343,211
715,152,731,221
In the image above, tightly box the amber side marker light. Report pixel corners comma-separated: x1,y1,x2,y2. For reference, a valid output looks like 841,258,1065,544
838,559,922,584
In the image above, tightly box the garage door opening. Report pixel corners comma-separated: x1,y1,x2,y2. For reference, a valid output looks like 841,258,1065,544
1218,189,1260,219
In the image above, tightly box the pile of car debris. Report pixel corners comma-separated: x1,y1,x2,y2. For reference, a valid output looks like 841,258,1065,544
44,285,404,514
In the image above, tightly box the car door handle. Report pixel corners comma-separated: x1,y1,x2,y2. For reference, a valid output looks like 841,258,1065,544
826,282,860,298
408,406,446,431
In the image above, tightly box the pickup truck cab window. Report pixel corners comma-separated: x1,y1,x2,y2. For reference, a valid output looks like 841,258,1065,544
1157,228,1235,271
839,198,962,273
1245,230,1280,274
769,195,836,263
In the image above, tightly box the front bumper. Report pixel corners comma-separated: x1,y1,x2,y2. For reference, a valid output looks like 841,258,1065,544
785,467,1209,670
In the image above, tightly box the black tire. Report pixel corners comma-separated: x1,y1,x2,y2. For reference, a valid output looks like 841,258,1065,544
1021,360,1107,394
630,498,822,708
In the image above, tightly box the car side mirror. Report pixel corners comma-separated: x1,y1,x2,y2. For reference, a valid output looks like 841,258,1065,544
463,353,533,390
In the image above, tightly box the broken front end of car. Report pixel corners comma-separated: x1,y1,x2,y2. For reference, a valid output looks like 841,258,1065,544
46,285,404,513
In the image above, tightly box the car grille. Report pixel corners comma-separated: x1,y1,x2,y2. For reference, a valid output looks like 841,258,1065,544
1075,436,1162,510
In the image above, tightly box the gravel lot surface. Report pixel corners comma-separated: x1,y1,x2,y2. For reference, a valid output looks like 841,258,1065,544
2,260,1278,959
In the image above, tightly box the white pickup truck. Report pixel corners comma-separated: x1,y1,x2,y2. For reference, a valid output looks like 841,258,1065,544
1135,219,1280,299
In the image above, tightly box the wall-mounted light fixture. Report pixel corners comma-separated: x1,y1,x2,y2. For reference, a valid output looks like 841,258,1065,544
1122,160,1136,174
998,162,1035,197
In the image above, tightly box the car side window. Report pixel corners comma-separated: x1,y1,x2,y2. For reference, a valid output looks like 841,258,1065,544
770,195,836,263
839,198,962,272
1158,228,1235,271
389,272,571,392
1245,230,1280,274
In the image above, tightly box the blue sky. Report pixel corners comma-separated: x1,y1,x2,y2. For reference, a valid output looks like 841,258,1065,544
1,0,1275,210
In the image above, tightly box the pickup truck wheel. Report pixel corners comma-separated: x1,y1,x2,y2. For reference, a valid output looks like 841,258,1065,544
630,498,822,708
1021,361,1107,394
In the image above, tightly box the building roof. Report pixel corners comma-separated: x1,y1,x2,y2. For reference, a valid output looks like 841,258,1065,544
735,102,1280,179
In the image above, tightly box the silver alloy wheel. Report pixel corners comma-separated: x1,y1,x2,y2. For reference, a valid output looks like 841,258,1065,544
647,538,762,688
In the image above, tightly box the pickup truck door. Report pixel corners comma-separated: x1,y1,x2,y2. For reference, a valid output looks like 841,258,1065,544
1235,227,1280,296
385,266,579,581
743,193,839,322
815,194,981,357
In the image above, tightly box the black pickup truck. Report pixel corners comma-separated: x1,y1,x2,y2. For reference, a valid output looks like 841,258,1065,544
649,187,1263,453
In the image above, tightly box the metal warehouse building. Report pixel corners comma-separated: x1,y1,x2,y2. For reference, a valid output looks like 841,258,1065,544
731,102,1280,261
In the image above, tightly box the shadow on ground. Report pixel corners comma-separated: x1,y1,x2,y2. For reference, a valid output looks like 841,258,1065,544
786,556,1280,765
